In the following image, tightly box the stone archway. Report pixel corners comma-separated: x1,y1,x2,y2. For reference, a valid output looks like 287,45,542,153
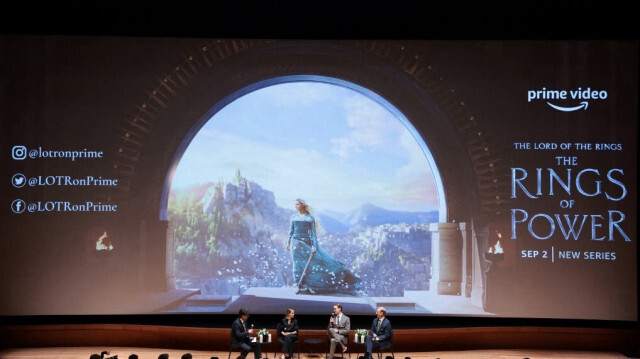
109,40,506,310
111,40,507,221
161,74,447,221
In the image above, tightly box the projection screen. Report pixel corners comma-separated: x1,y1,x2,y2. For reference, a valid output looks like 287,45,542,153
0,36,636,321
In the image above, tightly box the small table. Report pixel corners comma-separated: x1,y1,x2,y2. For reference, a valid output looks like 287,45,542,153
303,338,324,358
256,336,274,359
353,338,366,359
256,336,273,351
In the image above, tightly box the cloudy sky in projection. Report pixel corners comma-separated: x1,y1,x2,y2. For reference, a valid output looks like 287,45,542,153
170,82,439,213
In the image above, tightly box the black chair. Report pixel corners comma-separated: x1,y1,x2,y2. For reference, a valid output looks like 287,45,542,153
357,332,393,359
229,328,258,359
327,335,351,359
302,337,324,358
273,337,300,359
372,330,394,359
230,340,268,359
228,347,242,359
228,332,239,359
372,342,394,359
228,339,254,359
274,322,299,359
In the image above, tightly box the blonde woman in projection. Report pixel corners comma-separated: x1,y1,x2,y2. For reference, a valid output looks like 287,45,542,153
287,199,360,295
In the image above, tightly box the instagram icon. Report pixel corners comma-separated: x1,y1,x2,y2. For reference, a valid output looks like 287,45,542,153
12,145,27,160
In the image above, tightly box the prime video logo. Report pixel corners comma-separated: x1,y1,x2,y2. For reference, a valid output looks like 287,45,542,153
527,87,608,112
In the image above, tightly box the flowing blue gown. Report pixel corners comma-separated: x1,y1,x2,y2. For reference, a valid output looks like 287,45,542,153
288,213,361,295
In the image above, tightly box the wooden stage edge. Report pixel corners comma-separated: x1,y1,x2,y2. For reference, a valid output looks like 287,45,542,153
0,347,633,359
1,325,639,357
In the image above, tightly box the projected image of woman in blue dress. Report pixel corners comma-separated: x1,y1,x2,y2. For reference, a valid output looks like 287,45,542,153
287,199,361,295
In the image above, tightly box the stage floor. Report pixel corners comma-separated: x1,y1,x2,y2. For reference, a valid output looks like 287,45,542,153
163,287,490,316
0,347,630,359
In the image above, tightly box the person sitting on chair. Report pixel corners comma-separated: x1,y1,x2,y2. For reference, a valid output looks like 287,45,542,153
231,308,262,359
327,303,350,359
364,307,392,359
276,308,299,359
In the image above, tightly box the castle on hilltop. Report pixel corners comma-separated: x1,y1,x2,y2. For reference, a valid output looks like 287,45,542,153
224,169,251,204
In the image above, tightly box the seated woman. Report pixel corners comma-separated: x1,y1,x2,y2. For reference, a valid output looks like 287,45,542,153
276,308,299,359
287,199,361,295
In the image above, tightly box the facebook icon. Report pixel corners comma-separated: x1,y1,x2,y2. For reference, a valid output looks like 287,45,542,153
11,199,26,214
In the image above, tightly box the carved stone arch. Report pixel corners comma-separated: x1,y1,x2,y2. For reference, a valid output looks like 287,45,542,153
110,40,508,225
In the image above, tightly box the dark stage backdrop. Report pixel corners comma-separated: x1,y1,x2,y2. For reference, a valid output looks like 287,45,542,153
0,36,637,322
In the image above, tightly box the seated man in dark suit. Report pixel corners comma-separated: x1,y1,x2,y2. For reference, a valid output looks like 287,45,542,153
231,308,262,359
364,307,392,359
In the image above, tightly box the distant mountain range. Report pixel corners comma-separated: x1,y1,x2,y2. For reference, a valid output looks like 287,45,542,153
317,213,350,234
319,203,438,234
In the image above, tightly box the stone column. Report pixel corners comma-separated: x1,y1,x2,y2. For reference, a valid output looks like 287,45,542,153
430,222,463,295
166,221,176,290
471,220,489,308
459,222,473,297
